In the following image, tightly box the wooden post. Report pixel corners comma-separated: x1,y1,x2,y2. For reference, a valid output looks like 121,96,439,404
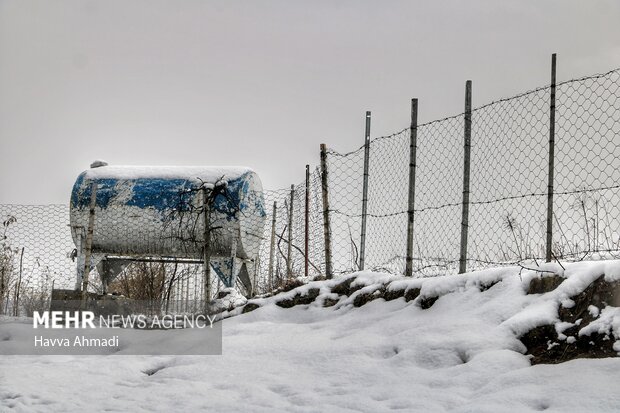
546,53,557,263
287,184,294,278
202,187,212,313
81,182,97,306
406,99,418,277
320,144,333,278
360,111,371,270
268,201,277,290
305,165,310,278
459,81,472,274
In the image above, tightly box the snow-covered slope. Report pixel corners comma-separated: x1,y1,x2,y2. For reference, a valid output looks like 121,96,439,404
1,261,619,412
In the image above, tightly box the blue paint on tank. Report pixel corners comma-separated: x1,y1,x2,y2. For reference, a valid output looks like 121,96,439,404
71,171,266,220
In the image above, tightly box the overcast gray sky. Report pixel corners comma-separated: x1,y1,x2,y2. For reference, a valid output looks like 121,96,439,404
1,0,619,204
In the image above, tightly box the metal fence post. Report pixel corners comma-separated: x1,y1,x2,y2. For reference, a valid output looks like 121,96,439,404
406,99,418,277
459,81,472,274
287,184,294,278
268,201,277,290
320,144,333,278
305,165,310,278
546,53,557,263
360,111,371,271
81,182,97,305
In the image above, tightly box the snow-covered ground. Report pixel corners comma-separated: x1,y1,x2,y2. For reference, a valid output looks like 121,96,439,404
1,261,619,412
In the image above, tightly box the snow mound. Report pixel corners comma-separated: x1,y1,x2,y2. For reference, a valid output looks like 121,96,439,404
1,261,619,412
225,260,620,364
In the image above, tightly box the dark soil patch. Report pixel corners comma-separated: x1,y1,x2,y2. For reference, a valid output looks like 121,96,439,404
384,286,406,301
276,288,321,308
331,277,356,296
522,325,616,364
479,279,501,292
419,295,438,309
404,287,421,302
353,287,385,307
527,274,565,294
522,275,620,364
558,276,619,323
323,297,340,307
242,303,260,314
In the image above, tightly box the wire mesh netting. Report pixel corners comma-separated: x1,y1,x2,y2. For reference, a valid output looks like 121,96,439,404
554,69,620,259
325,129,411,274
0,205,73,316
413,116,464,274
256,173,325,292
325,66,620,275
1,65,620,316
467,86,550,268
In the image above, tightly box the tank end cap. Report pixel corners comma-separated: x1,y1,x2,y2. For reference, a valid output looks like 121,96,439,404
90,160,109,168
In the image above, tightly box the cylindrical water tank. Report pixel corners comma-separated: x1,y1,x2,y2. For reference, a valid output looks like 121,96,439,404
69,164,266,262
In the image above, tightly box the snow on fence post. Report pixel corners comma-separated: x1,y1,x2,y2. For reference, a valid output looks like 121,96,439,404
287,184,294,278
360,111,371,271
459,81,472,274
546,53,557,263
406,98,419,277
305,165,310,278
268,201,277,290
81,182,97,306
320,144,333,279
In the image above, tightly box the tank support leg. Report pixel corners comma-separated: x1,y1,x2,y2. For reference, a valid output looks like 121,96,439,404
229,233,238,287
75,233,84,291
97,258,128,294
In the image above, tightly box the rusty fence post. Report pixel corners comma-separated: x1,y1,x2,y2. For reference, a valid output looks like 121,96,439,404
459,81,472,274
287,184,294,278
546,53,557,263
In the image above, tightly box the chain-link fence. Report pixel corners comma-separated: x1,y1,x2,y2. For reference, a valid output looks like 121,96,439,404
326,65,620,276
1,61,619,315
256,172,325,292
0,205,73,315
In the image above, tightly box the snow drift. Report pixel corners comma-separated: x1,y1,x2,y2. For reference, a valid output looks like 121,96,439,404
1,260,619,412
